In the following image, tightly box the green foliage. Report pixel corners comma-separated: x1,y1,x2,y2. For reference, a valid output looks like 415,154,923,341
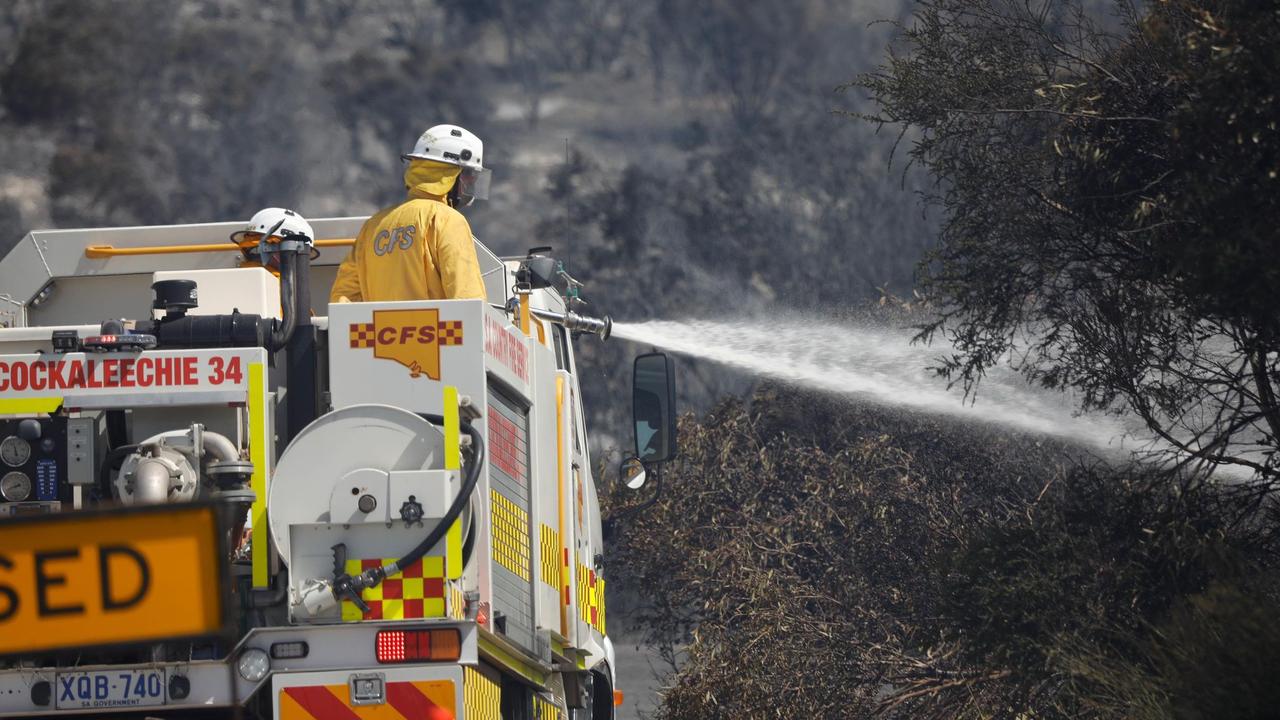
607,390,1279,718
856,0,1280,477
1147,2,1280,325
1153,583,1280,719
1061,582,1280,720
943,472,1231,673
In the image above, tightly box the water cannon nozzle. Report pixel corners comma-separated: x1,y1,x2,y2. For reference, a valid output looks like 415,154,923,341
524,307,612,340
572,312,611,340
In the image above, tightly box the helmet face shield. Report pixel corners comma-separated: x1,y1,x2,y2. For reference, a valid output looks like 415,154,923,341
456,167,492,203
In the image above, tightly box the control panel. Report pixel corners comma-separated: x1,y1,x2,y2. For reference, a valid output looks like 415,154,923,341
0,416,81,516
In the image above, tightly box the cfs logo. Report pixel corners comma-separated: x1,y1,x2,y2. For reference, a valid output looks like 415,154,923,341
373,224,415,255
348,309,463,380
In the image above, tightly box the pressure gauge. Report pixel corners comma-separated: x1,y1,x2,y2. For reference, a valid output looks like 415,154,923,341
1,472,32,502
0,436,30,467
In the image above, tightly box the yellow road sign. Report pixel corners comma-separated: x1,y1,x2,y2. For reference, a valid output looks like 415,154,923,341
0,503,224,656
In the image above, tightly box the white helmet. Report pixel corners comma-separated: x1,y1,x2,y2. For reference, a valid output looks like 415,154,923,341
229,208,315,270
402,124,491,204
231,207,315,243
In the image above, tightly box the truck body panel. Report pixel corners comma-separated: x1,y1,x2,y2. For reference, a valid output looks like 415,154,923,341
0,218,630,719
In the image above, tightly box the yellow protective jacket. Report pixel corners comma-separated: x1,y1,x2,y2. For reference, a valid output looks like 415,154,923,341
329,162,486,303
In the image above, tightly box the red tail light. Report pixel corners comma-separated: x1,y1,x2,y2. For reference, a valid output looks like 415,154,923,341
375,628,461,664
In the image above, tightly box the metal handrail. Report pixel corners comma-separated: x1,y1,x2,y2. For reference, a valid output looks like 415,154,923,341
85,238,355,259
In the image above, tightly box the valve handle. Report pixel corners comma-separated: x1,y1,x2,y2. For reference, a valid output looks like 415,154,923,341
399,496,425,525
330,543,370,614
331,542,347,578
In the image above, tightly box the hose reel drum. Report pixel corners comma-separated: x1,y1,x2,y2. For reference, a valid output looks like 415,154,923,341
267,405,471,621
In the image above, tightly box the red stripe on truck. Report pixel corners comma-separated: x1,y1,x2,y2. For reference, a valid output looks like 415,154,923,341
387,681,454,719
282,685,361,720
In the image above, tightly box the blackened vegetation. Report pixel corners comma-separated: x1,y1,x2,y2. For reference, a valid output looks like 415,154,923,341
0,0,487,234
605,389,1280,718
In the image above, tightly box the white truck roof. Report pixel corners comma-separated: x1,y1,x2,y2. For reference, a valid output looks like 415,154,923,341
0,218,508,328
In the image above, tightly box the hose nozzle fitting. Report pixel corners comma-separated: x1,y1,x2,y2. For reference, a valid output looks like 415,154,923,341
562,311,612,340
521,307,612,340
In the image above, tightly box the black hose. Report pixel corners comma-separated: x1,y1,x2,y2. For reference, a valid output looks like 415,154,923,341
105,410,129,450
294,244,312,326
266,251,298,352
360,415,485,587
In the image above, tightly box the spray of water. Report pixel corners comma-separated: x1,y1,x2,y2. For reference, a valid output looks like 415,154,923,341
612,317,1145,456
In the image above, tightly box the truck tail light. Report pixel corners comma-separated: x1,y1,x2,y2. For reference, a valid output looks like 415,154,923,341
375,628,461,664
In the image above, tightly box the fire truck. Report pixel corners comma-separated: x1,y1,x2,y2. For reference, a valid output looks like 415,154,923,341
0,216,677,719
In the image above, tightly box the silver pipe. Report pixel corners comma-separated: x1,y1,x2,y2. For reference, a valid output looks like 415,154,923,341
134,459,173,504
200,430,240,463
136,428,238,463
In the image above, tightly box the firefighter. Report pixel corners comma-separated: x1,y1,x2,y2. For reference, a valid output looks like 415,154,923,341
330,124,491,303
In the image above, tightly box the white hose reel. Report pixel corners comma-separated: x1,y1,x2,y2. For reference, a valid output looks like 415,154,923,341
267,404,455,568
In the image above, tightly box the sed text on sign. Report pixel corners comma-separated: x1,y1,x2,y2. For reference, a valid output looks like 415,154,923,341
0,505,223,656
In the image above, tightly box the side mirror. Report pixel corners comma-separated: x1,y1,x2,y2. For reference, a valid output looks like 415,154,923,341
619,456,647,490
632,352,677,463
518,249,558,290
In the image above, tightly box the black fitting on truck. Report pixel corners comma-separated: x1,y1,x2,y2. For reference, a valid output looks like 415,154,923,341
152,279,199,315
137,310,269,349
136,277,271,349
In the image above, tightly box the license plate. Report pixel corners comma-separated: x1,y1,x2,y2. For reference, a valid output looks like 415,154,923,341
54,670,166,710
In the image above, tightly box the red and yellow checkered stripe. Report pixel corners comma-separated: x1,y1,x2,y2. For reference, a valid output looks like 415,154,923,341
349,318,464,348
464,667,500,720
279,679,455,719
349,322,376,348
341,557,447,621
539,524,561,589
491,490,531,581
576,563,606,634
438,319,463,346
